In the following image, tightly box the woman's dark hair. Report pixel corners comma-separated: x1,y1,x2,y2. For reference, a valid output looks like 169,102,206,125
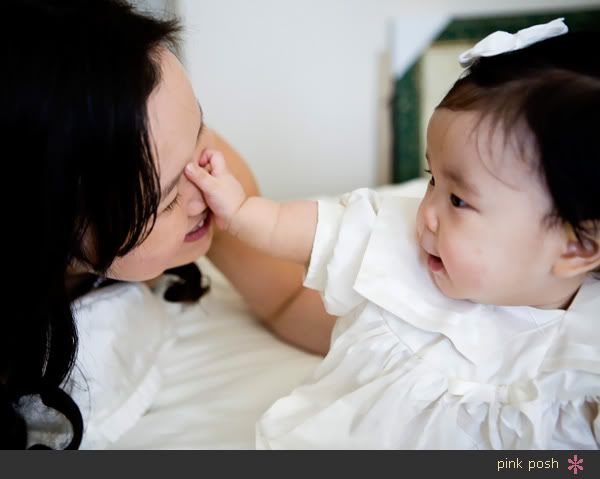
2,0,206,449
438,31,600,246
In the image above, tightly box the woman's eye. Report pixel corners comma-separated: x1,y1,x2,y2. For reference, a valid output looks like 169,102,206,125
450,193,467,208
424,169,435,187
163,194,180,213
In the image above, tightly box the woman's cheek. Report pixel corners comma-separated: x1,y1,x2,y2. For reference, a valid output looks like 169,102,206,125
111,222,183,280
145,223,185,262
108,241,174,280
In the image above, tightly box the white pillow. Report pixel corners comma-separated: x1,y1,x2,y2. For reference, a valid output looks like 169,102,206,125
67,281,176,449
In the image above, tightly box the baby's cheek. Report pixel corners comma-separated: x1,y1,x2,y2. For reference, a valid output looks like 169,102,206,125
445,242,488,292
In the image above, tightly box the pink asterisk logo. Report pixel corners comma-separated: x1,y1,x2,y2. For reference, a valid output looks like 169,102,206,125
567,455,584,475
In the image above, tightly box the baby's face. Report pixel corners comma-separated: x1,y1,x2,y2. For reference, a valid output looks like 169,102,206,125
416,108,567,307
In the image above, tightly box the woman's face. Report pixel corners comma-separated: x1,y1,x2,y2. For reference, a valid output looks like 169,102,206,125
108,50,214,281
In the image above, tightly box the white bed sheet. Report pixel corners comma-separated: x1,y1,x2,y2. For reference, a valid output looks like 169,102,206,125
111,179,428,449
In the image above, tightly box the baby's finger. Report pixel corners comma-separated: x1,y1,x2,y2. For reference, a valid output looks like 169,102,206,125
208,151,227,177
184,161,216,192
197,149,227,177
198,148,223,167
198,149,212,167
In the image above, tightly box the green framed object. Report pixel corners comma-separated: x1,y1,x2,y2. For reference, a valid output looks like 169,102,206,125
391,9,600,184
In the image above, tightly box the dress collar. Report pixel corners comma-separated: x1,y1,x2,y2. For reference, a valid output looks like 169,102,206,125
353,195,599,366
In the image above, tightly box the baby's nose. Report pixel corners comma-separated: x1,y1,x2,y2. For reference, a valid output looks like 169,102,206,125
425,207,439,233
417,198,438,235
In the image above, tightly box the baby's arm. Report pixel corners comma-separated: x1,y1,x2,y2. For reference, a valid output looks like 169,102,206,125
185,150,317,265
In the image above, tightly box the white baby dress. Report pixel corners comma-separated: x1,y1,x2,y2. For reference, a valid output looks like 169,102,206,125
256,188,600,449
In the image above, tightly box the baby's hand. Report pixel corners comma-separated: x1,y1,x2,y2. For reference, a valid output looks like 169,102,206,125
184,149,247,232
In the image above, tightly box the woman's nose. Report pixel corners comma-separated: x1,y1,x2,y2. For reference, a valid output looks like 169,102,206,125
182,170,208,216
187,198,206,217
186,189,207,217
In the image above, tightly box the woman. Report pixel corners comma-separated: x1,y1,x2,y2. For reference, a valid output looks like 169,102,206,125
2,0,334,449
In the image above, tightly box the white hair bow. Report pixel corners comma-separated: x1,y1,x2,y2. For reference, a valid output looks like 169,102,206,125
458,18,568,68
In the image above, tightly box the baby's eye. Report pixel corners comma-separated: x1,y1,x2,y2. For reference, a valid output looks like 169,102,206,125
450,193,467,208
424,169,435,187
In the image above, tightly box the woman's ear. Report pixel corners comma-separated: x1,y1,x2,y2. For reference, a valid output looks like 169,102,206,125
552,224,600,278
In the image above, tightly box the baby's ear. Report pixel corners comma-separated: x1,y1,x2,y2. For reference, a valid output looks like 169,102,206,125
552,224,600,278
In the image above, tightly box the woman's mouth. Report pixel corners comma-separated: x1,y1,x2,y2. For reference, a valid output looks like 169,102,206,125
427,253,445,273
184,212,211,243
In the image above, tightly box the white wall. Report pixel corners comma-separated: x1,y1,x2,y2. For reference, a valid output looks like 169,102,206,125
179,0,598,199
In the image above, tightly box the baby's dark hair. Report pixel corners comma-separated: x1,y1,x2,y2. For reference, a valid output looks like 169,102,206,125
438,31,600,246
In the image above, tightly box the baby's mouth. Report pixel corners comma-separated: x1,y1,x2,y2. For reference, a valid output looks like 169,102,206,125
427,253,445,273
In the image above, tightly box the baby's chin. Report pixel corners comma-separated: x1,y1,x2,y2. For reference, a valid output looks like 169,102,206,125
429,269,470,302
419,249,477,302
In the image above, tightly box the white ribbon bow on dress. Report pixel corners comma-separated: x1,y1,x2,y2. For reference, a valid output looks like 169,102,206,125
458,18,569,68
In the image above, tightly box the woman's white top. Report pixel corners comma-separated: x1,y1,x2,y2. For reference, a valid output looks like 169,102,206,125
256,188,600,449
18,281,177,449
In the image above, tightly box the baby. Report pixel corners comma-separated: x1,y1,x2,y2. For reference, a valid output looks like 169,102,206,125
185,19,599,449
